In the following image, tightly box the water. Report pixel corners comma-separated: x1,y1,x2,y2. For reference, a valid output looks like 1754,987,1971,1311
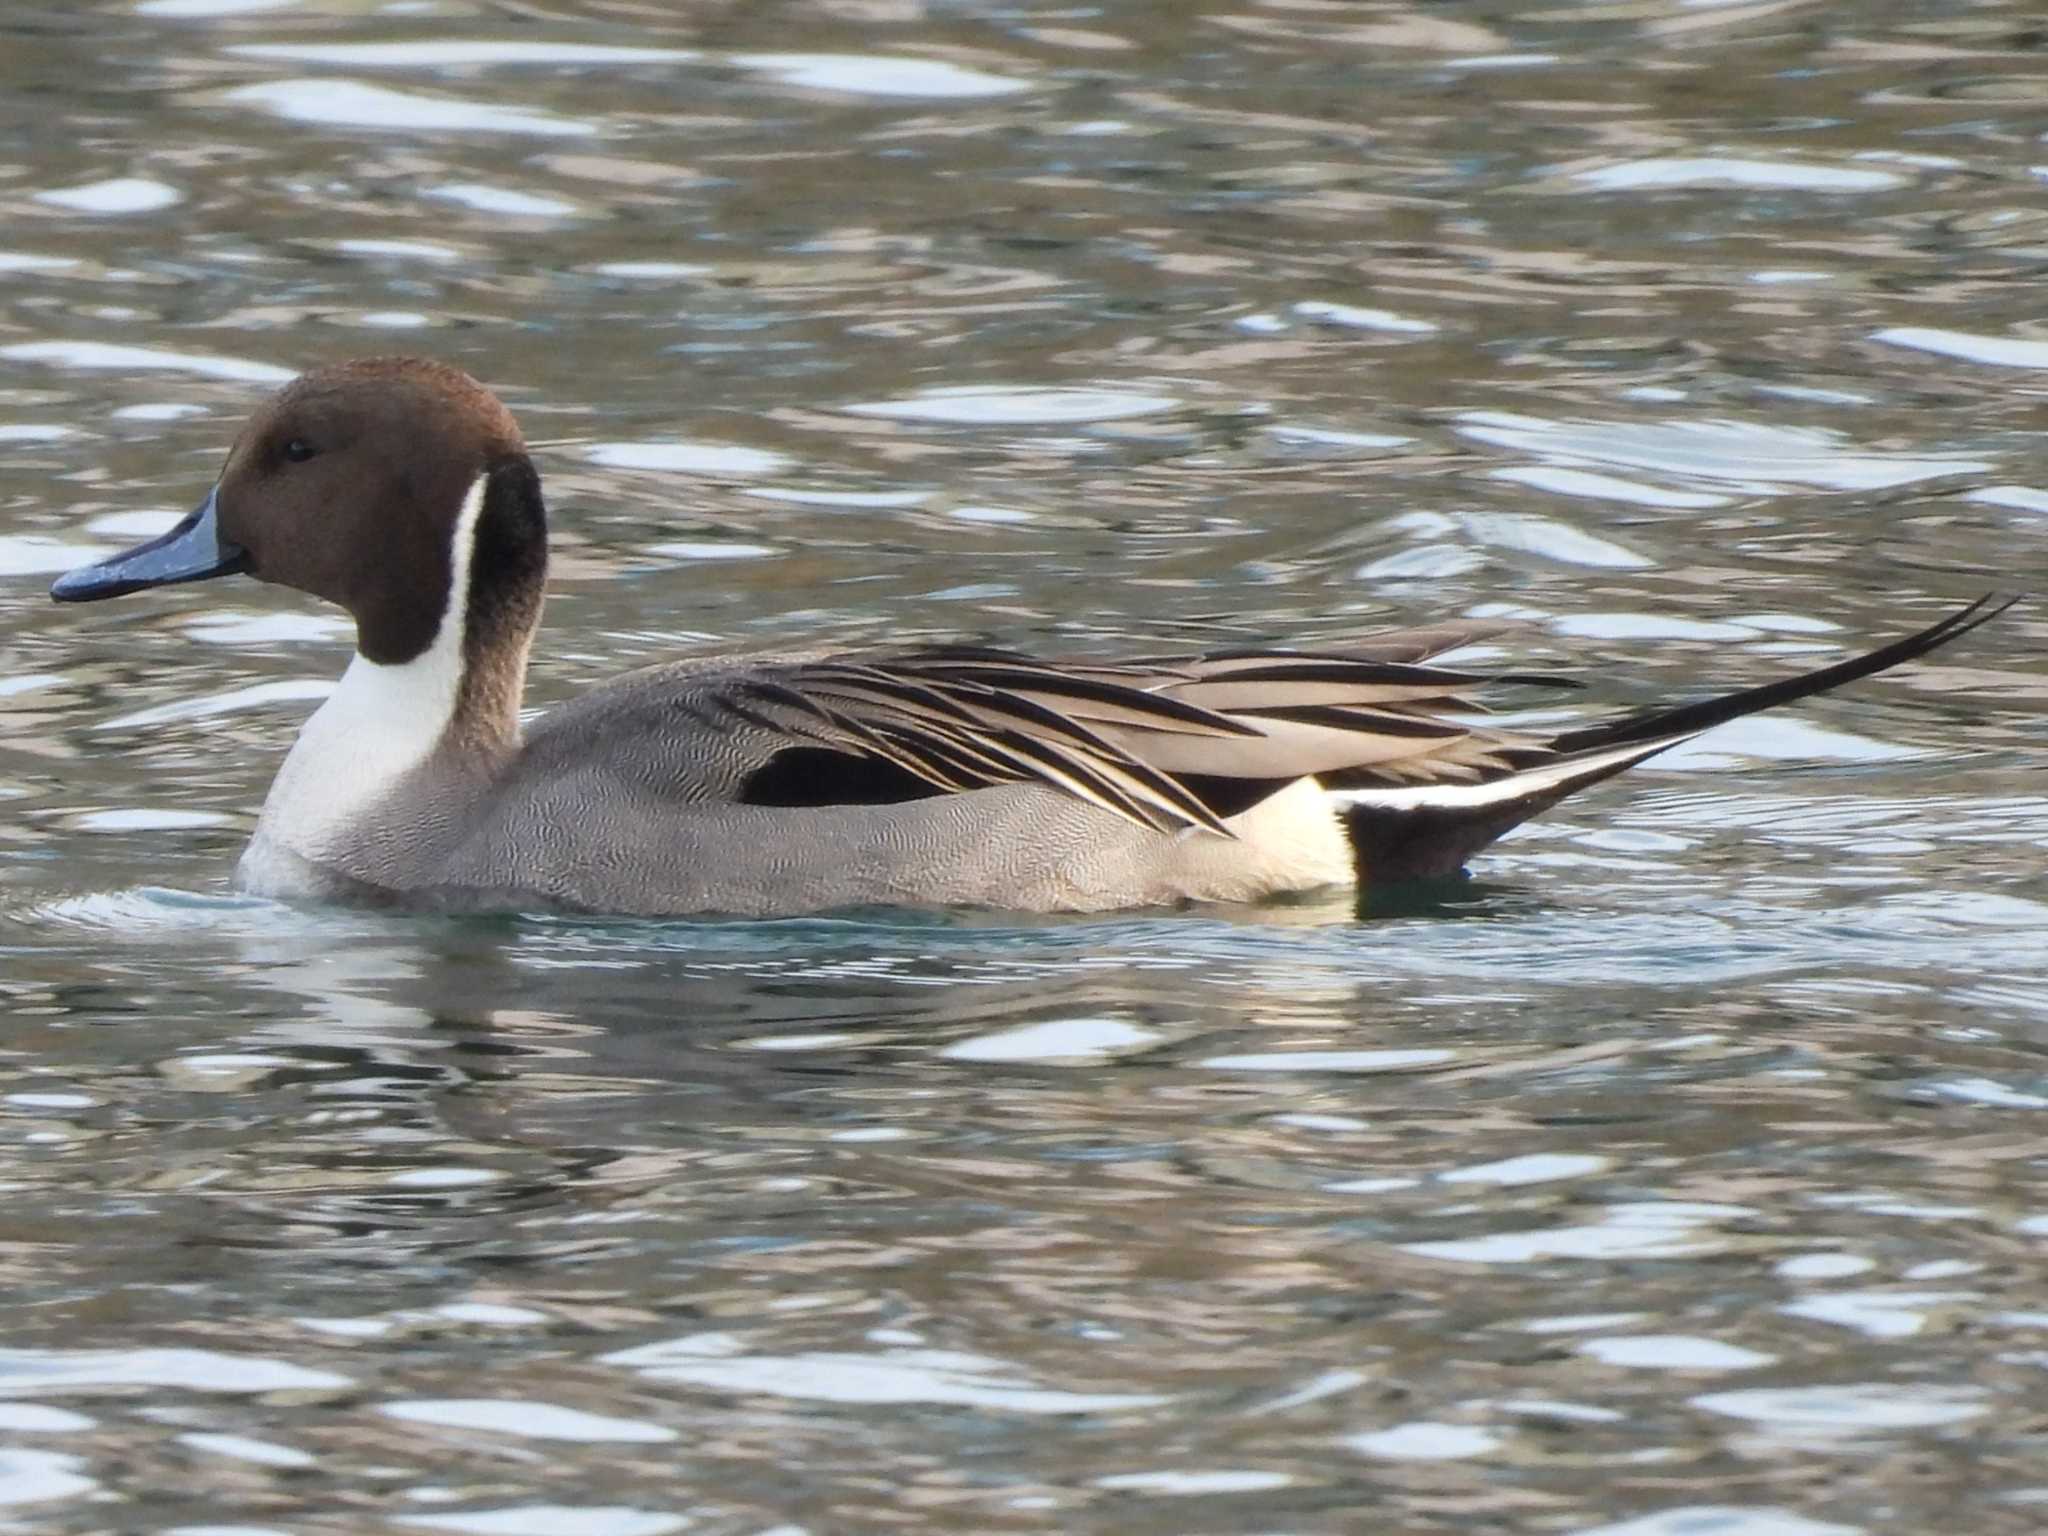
3,1,2047,1531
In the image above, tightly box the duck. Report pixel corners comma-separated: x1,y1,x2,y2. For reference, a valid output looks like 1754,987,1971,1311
50,357,2012,917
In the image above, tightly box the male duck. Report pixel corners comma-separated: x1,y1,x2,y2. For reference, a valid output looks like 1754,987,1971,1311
51,358,2010,916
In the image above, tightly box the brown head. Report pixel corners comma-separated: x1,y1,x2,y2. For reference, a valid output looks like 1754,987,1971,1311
53,357,549,673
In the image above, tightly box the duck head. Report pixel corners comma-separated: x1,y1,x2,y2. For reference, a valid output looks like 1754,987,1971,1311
52,357,547,672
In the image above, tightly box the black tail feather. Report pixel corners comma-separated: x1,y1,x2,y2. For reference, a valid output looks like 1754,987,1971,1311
1342,593,2017,887
1549,593,2018,757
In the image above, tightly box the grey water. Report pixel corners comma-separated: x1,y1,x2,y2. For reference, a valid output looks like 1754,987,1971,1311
2,2,2047,1532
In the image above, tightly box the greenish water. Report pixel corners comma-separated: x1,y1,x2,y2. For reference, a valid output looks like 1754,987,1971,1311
1,2,2046,1532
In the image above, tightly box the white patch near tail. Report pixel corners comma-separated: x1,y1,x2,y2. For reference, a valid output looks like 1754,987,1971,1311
239,473,488,893
1322,732,1700,812
1226,775,1354,889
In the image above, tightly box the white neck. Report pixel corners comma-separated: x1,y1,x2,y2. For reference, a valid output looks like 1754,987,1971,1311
245,474,488,870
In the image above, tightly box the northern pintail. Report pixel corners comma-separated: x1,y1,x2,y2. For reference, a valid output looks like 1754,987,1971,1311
51,358,2012,915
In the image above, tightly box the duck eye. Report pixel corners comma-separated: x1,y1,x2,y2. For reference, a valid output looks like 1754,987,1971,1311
283,438,316,464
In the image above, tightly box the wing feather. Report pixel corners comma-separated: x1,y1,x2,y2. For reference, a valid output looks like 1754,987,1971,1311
531,633,1580,833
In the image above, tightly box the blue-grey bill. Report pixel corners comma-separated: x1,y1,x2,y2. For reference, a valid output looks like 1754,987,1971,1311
50,487,249,602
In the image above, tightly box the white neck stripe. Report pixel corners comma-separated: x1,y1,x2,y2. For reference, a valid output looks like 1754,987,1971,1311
439,467,487,669
246,472,490,864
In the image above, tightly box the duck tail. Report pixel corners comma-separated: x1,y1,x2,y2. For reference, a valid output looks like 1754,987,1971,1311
1330,594,2016,885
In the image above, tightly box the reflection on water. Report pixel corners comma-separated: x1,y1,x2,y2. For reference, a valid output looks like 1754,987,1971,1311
3,0,2047,1532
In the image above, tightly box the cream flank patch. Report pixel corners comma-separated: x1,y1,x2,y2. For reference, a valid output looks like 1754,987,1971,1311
238,474,487,891
1170,775,1351,902
1239,776,1352,889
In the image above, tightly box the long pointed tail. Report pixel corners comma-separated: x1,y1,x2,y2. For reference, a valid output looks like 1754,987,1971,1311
1334,594,2016,883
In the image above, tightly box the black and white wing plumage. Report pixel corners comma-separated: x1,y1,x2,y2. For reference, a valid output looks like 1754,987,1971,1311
523,623,1574,834
519,596,2012,876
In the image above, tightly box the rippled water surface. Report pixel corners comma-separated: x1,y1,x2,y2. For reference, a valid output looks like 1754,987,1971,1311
3,1,2048,1532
